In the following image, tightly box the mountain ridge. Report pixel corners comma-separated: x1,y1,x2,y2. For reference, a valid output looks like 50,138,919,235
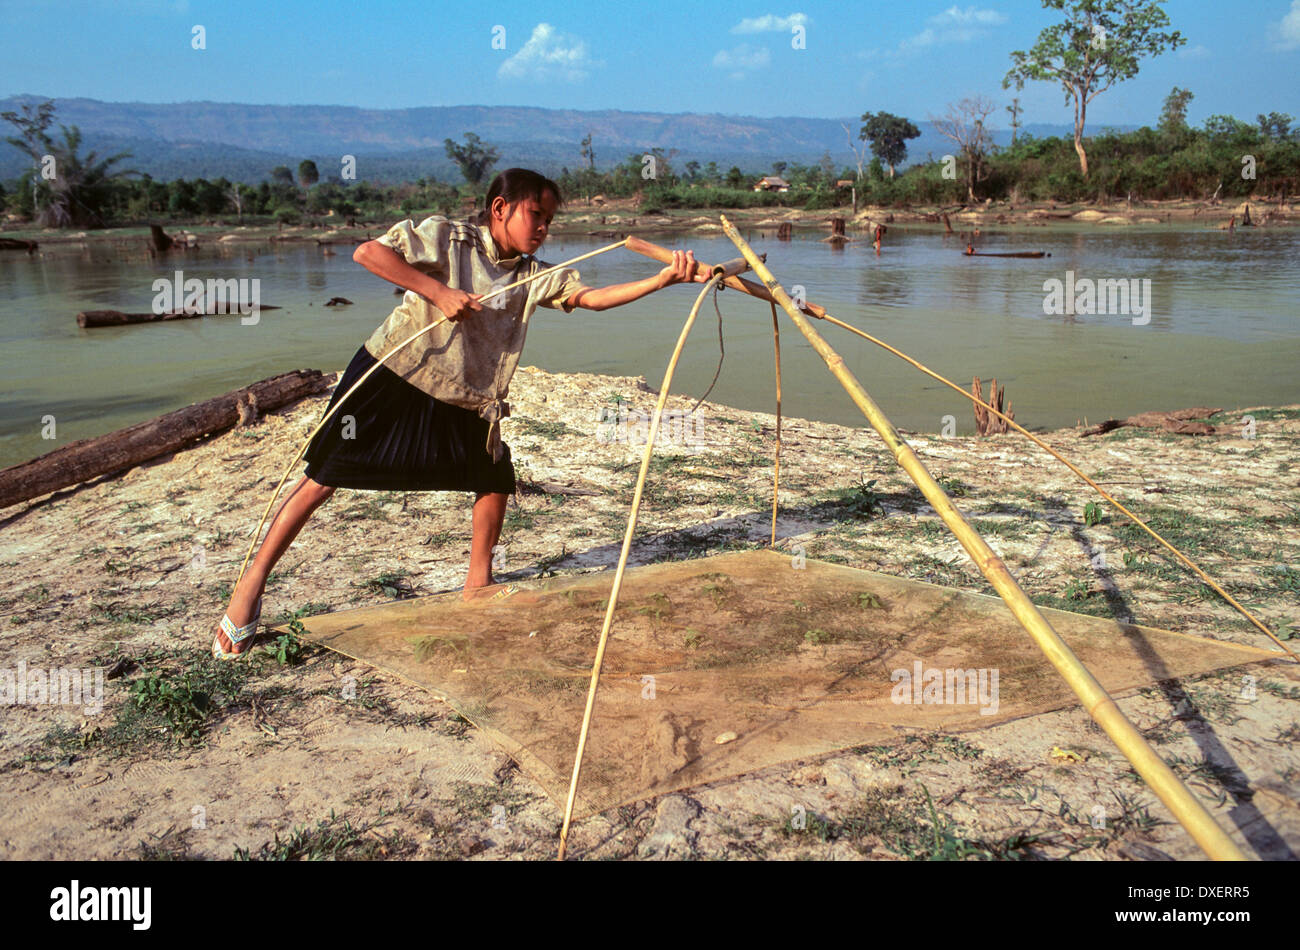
0,94,1125,184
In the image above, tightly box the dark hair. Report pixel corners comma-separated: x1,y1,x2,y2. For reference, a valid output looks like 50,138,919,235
474,168,563,226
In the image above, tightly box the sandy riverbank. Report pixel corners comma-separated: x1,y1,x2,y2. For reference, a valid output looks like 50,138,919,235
0,365,1297,860
3,195,1295,260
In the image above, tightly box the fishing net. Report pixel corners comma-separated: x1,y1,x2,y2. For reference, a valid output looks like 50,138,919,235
284,549,1273,818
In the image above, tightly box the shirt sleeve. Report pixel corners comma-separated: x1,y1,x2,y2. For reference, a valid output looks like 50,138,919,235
533,265,591,313
375,216,451,270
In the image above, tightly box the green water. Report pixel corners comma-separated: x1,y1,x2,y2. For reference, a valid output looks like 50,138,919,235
1,224,1297,470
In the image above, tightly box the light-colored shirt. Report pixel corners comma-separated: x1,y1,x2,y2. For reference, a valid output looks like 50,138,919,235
361,215,589,463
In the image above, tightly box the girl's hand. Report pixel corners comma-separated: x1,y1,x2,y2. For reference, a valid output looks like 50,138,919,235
431,286,483,322
656,250,707,289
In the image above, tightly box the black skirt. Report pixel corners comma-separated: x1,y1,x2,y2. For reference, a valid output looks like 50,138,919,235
302,345,516,493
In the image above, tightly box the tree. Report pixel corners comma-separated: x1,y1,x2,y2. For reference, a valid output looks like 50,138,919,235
818,150,836,184
858,111,920,178
2,111,134,227
3,99,135,228
1257,112,1294,141
684,160,701,180
725,166,745,188
297,159,320,189
1004,0,1184,177
270,165,295,186
444,132,499,186
772,161,788,178
931,97,997,202
1006,98,1023,144
579,133,595,169
1158,86,1194,137
841,122,869,180
704,161,721,183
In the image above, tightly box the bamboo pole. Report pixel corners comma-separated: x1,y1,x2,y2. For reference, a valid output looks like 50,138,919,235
770,302,783,548
231,240,630,594
557,274,726,860
720,214,1246,862
624,233,1289,661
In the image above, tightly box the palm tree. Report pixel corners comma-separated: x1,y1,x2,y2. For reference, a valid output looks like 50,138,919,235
39,126,135,227
2,101,134,227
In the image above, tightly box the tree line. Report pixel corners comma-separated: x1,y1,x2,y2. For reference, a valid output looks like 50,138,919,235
2,2,1295,228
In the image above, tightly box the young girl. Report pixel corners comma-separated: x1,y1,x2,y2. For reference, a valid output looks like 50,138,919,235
213,168,705,658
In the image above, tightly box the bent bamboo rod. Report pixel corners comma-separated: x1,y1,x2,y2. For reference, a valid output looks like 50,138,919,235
721,215,1245,862
557,273,727,861
233,239,630,592
626,233,1289,661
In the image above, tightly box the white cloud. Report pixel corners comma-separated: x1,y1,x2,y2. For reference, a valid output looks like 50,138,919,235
1177,43,1209,59
498,23,599,82
731,13,809,33
874,6,1006,56
928,6,1005,27
712,43,772,79
1272,0,1300,50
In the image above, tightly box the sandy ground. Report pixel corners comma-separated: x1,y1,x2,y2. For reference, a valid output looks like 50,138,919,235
1,362,1298,861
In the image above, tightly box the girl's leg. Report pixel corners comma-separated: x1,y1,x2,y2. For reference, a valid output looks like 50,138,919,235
464,491,508,597
217,475,335,652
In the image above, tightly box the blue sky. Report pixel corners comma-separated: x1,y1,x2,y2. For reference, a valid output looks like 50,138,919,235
1,0,1297,128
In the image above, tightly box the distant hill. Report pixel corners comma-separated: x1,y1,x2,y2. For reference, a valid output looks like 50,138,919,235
0,95,1125,184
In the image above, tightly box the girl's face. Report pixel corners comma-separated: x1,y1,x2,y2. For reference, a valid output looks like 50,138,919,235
490,190,558,257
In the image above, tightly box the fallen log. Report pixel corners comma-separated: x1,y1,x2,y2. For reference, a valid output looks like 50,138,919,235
964,247,1051,258
1081,407,1223,437
77,306,281,328
0,237,38,252
0,369,332,509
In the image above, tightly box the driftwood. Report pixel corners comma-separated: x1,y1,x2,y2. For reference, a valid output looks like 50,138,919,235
973,376,1013,435
1081,407,1223,437
777,222,792,240
78,306,281,328
323,297,353,306
0,237,38,252
0,369,331,509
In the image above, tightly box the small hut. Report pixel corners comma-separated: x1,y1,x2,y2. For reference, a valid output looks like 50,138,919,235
753,176,790,193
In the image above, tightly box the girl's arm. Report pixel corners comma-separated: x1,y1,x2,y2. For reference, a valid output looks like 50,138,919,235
353,241,483,321
566,250,708,312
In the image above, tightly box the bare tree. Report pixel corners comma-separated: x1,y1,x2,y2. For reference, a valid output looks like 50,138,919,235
841,122,868,180
930,97,997,202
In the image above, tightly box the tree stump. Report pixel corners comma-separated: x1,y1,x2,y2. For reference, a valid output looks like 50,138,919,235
830,216,846,237
149,224,174,253
972,376,1013,435
777,222,792,240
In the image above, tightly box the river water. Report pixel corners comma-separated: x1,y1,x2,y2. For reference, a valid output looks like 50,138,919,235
1,224,1297,470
